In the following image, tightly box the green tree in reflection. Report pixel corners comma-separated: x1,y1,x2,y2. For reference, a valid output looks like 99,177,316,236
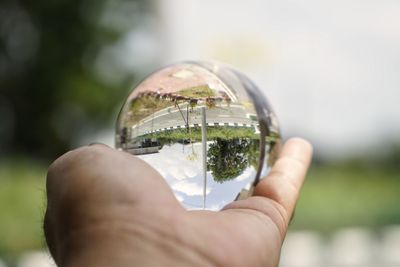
207,138,251,183
247,139,260,169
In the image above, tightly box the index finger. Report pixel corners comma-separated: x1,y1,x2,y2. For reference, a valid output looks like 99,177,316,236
253,137,313,219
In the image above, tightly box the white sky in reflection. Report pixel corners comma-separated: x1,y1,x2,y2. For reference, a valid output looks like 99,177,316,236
138,142,256,210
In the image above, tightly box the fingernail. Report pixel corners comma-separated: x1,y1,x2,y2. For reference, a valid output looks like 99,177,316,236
88,142,108,147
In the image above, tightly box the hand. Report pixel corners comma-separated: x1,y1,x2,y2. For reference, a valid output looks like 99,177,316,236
44,138,312,267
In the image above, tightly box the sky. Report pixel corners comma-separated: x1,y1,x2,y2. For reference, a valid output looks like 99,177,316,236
89,0,400,159
137,142,257,210
153,0,400,158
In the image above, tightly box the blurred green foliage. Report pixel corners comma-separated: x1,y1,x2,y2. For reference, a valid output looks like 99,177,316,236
293,162,400,233
0,159,46,263
0,0,152,262
291,144,400,233
0,0,150,159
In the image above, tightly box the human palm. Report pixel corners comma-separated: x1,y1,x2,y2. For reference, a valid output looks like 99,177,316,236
44,138,312,267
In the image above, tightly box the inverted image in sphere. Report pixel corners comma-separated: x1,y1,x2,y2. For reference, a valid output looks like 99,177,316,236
116,61,280,210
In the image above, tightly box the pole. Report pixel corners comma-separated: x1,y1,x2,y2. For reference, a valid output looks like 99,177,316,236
201,107,207,209
187,104,190,153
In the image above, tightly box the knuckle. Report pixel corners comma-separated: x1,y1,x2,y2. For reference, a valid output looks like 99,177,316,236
46,146,103,186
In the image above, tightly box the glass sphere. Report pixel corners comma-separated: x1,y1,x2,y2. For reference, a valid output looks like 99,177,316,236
116,61,280,210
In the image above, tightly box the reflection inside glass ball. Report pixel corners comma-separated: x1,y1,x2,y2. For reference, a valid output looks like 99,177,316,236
116,62,280,210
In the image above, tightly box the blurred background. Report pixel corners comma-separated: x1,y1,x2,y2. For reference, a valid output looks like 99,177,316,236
0,0,399,266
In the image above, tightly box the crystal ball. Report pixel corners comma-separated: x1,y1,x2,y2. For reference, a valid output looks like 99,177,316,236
115,61,280,210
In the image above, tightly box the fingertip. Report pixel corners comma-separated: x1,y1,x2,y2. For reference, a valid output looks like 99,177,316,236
250,137,313,217
285,137,313,153
279,137,313,166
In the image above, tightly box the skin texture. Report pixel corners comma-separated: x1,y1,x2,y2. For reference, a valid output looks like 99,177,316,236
44,138,312,267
